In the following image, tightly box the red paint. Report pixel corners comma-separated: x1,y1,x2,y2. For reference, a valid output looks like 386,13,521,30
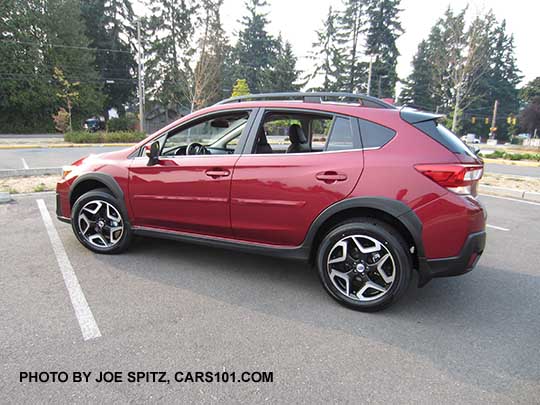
56,100,485,261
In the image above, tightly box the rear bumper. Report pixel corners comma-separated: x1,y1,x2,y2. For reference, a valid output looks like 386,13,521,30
419,230,486,286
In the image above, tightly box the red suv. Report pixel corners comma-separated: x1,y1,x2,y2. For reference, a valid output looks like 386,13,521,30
56,92,486,311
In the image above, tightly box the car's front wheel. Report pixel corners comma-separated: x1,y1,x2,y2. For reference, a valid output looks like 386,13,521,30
71,189,132,254
316,218,412,312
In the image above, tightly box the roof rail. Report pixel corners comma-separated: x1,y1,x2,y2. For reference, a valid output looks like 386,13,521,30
215,92,396,109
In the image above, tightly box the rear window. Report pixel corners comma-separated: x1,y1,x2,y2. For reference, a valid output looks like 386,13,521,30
414,120,475,157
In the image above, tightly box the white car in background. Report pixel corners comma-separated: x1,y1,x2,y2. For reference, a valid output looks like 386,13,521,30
461,133,481,144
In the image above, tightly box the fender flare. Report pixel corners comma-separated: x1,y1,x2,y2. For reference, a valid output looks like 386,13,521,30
69,172,124,205
302,196,426,259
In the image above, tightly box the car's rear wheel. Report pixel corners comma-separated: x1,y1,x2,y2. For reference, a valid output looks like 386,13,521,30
316,218,411,312
71,189,132,254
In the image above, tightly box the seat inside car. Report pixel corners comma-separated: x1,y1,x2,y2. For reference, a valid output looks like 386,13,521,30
256,127,273,154
287,124,310,153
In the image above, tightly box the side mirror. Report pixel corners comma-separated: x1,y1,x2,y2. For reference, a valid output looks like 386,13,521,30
146,141,160,166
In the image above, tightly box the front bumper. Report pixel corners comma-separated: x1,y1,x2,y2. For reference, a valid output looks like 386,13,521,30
418,230,486,286
56,192,71,223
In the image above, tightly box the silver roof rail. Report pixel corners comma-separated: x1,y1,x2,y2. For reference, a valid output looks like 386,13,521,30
215,92,396,109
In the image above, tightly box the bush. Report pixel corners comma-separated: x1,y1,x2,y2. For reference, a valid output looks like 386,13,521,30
107,115,137,132
52,108,70,133
479,150,540,161
64,131,147,144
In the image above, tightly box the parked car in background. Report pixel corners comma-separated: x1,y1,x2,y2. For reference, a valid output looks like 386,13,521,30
461,133,481,144
83,117,106,132
56,92,486,312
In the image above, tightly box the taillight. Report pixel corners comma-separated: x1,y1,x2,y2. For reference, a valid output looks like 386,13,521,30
415,164,483,196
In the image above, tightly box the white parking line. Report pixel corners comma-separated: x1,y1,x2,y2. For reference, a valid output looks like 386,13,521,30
480,193,540,207
37,199,101,341
487,224,510,232
21,158,29,169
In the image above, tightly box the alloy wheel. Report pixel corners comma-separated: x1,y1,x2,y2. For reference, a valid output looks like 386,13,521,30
77,200,124,249
327,234,396,302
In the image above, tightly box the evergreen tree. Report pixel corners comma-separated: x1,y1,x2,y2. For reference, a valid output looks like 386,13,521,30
339,0,366,93
265,35,300,92
143,0,196,111
309,7,347,91
0,0,103,132
365,0,403,98
234,0,275,93
398,40,432,108
80,0,137,117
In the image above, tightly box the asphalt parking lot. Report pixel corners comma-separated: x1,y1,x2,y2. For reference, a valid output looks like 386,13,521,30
1,193,539,403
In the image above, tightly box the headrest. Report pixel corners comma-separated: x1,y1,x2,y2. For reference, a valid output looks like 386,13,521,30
288,124,307,144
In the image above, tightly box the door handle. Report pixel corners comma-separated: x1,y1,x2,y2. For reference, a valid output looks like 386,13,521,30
205,169,230,178
316,171,348,183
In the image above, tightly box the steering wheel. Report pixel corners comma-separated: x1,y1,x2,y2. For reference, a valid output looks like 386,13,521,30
186,142,207,156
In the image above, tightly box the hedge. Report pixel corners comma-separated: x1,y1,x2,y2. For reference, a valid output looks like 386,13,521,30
479,150,540,161
64,131,147,144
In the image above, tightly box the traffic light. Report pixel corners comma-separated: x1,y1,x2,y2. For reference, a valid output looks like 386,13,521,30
471,116,476,124
484,117,489,124
512,117,517,126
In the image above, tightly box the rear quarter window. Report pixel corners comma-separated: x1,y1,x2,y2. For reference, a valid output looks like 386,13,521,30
357,119,396,149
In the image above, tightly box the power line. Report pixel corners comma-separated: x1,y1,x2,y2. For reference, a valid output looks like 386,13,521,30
0,39,133,54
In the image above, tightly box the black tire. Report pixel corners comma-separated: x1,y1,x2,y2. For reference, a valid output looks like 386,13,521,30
316,218,411,312
71,188,132,254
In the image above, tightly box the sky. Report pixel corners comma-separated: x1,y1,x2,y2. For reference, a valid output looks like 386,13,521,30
135,0,540,92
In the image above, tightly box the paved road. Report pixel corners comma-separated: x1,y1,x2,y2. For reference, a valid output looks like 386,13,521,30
0,193,538,403
0,146,124,170
0,133,63,139
485,163,540,178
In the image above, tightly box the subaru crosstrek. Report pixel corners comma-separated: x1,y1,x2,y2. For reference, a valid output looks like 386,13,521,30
56,92,486,311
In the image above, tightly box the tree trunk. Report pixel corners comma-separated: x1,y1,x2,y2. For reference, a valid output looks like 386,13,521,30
451,85,461,132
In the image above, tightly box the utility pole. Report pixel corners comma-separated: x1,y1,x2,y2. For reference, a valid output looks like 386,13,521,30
366,55,373,96
489,99,498,139
137,20,145,133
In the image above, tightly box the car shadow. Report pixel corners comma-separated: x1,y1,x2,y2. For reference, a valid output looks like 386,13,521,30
95,236,540,393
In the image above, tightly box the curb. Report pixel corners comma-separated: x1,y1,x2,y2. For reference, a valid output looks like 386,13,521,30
0,167,62,178
0,143,136,150
479,184,540,203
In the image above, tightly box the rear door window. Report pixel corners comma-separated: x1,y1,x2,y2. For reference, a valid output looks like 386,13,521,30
325,117,360,151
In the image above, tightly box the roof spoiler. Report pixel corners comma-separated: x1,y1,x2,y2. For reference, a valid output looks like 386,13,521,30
400,108,445,124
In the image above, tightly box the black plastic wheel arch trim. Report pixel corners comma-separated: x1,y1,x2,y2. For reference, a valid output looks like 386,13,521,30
69,173,125,204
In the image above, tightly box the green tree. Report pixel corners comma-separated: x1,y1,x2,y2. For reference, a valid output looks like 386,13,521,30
339,0,366,93
189,0,227,109
143,0,196,111
464,16,521,140
234,0,276,93
399,40,432,108
520,77,540,104
265,35,301,92
80,0,137,117
231,79,250,97
0,0,104,133
365,0,403,98
308,6,347,91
